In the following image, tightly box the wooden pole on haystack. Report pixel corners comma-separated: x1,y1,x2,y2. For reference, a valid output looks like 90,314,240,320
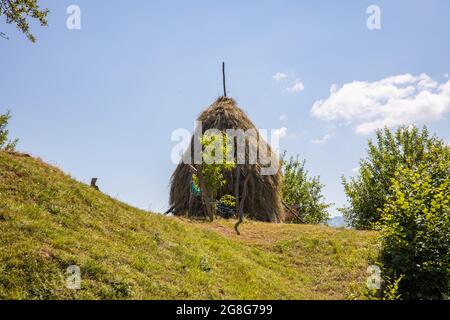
222,62,227,97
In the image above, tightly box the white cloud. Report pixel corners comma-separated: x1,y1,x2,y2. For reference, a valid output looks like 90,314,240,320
286,80,305,93
311,73,450,134
279,114,288,122
273,72,288,81
444,73,450,78
311,133,332,145
330,83,338,93
352,166,360,173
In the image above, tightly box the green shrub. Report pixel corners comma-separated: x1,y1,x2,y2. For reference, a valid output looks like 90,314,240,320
341,126,447,230
218,194,236,208
280,152,331,224
377,145,450,299
0,110,18,151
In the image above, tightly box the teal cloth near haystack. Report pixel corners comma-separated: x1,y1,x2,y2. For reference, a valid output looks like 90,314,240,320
191,181,201,197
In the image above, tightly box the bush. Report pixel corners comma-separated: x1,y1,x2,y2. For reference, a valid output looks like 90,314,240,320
377,145,450,299
0,110,18,151
280,152,331,224
341,126,446,229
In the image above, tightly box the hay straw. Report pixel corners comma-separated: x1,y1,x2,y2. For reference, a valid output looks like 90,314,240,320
169,97,284,222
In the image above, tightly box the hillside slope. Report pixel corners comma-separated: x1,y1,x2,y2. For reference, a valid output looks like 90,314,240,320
0,151,378,299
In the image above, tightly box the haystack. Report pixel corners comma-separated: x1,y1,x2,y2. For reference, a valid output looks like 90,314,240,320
169,97,284,223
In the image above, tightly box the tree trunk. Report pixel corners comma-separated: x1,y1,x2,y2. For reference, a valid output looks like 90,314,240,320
235,170,250,235
234,166,240,213
196,165,214,221
188,189,194,218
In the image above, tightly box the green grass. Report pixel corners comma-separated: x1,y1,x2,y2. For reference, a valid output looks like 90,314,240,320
0,151,378,299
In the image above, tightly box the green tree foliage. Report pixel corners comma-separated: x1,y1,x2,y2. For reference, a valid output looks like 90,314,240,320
280,152,331,224
194,131,236,200
193,131,236,219
367,273,403,300
377,145,450,299
341,126,447,229
0,110,18,151
217,194,236,207
0,0,49,42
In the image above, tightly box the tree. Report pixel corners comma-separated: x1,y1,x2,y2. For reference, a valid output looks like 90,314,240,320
280,152,331,224
0,110,18,151
0,0,49,42
192,131,236,221
341,126,447,229
377,145,450,299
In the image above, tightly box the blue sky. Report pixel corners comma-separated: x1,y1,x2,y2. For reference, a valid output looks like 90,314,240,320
1,0,450,216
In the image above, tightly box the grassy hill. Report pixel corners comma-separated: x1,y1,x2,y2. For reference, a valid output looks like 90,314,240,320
0,151,378,299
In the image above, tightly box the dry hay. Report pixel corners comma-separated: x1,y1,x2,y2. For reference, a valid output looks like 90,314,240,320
169,97,284,223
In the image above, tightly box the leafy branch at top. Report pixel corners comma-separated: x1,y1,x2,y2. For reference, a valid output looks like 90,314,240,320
0,0,49,42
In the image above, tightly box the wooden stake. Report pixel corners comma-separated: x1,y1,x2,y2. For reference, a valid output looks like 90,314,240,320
90,178,99,191
222,62,227,97
282,200,304,223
